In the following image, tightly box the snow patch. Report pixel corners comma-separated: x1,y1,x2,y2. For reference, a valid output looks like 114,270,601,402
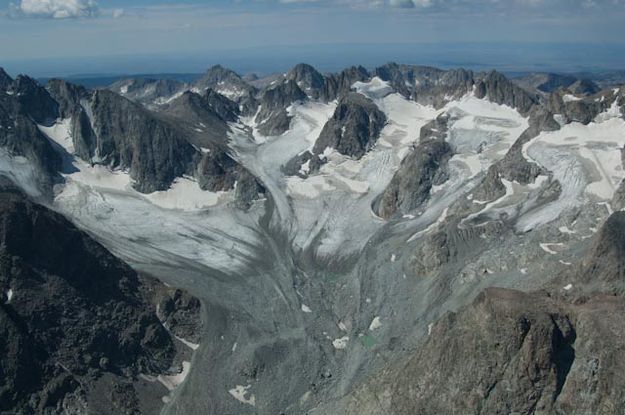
540,243,564,255
157,361,191,391
562,94,581,103
332,336,349,350
228,385,256,407
368,317,382,331
301,304,312,313
352,77,394,99
175,335,199,351
38,118,74,153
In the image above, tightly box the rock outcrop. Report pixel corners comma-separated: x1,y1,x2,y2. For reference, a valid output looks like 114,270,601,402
255,80,307,136
312,92,387,159
374,114,453,218
0,72,62,195
474,70,538,115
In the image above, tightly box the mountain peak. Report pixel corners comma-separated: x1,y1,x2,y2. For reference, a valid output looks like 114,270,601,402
0,67,13,89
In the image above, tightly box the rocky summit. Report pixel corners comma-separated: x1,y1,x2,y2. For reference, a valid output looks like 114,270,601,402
0,61,624,415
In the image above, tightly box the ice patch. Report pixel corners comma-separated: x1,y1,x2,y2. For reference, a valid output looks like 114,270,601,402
5,289,13,303
540,243,564,255
142,177,225,211
427,322,434,335
299,159,311,176
352,77,394,100
301,304,312,313
519,114,625,231
559,226,576,235
228,385,256,407
157,361,191,391
562,94,581,103
175,335,199,351
390,254,397,262
368,317,382,331
0,149,45,198
38,118,74,153
332,336,349,350
563,284,573,291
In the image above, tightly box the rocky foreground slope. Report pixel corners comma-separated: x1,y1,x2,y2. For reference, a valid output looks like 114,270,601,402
0,177,201,414
0,61,624,414
329,213,625,414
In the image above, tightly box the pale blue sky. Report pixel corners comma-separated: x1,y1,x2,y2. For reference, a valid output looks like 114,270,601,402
1,0,625,76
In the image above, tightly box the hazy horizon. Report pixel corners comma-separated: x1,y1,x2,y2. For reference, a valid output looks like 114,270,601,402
3,41,625,79
2,0,625,78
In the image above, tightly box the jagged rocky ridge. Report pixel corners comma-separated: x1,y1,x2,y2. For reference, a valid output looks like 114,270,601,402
0,177,201,415
46,76,264,203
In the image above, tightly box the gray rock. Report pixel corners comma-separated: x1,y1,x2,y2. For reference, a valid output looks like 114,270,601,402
312,92,387,159
474,70,538,115
0,75,62,195
108,78,187,109
0,68,12,90
579,211,625,294
81,90,198,193
322,65,370,101
203,88,240,122
286,63,326,99
374,63,474,107
568,78,601,96
346,287,625,415
12,75,60,126
512,72,578,94
374,115,453,218
255,80,307,136
161,90,231,146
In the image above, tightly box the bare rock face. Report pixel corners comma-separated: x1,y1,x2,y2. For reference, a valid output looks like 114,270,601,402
12,75,60,127
345,287,625,415
203,88,240,123
374,63,474,107
193,65,256,99
84,90,198,193
161,90,232,146
0,179,201,415
286,63,326,100
255,80,307,136
312,92,387,159
568,79,601,96
579,211,625,293
323,65,370,101
374,114,452,219
512,72,579,94
0,72,62,195
108,78,187,109
475,70,538,116
389,288,625,415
